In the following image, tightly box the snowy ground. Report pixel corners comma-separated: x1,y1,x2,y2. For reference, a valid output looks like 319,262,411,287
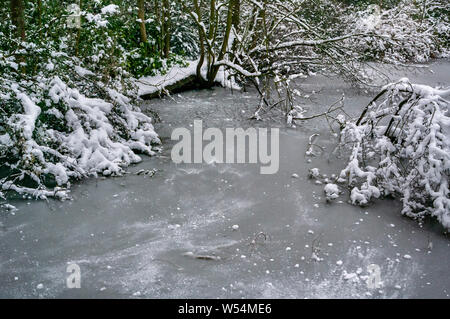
0,60,449,299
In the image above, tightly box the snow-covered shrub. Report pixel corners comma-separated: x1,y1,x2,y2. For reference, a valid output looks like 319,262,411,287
324,183,340,201
309,168,322,179
0,1,161,199
336,78,450,229
344,0,450,63
0,71,160,199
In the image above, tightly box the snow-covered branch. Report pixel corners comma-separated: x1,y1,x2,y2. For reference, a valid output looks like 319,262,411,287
335,79,450,229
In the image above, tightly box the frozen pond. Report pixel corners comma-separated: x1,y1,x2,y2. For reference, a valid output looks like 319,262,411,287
0,61,449,298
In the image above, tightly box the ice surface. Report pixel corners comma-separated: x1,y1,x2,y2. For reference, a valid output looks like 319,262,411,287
0,60,449,298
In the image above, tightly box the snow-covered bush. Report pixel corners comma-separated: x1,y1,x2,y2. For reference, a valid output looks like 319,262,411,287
0,71,160,199
336,78,450,229
344,0,450,63
0,1,161,199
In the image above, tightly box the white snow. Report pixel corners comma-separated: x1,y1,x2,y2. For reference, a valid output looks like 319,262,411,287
74,66,95,77
101,4,119,15
2,203,17,212
309,168,320,179
138,61,199,97
15,92,41,140
324,183,340,200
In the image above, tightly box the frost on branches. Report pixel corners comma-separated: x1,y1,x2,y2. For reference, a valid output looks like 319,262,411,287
0,76,160,200
337,79,450,229
345,0,450,63
1,1,163,200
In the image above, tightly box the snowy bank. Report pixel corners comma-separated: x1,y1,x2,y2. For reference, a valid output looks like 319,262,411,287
137,60,240,99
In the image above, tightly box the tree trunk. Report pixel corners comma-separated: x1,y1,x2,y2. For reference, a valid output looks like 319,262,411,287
138,0,147,43
209,0,234,84
10,0,26,41
232,0,240,30
10,0,26,73
37,0,42,39
154,0,162,54
206,0,216,80
162,0,170,58
193,0,205,81
231,0,240,57
75,0,82,57
140,74,200,99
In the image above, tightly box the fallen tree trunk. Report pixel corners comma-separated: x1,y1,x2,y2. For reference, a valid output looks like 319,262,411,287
139,74,221,100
